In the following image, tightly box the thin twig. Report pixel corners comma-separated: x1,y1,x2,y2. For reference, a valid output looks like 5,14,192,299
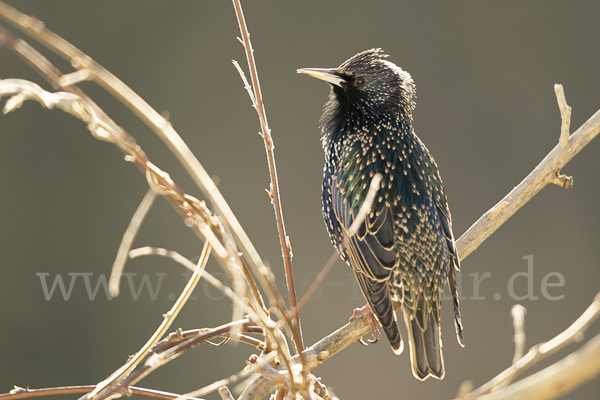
281,251,339,329
0,386,203,400
179,351,278,400
554,84,571,147
128,247,254,316
218,387,234,400
128,247,298,390
347,173,382,236
109,188,158,297
119,320,254,392
230,0,303,353
150,327,264,353
511,305,527,364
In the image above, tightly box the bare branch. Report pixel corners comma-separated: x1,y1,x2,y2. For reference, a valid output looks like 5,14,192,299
281,251,340,329
179,352,278,400
511,305,527,364
230,0,303,353
456,94,600,260
460,291,600,399
554,84,571,147
464,331,600,400
218,388,235,400
0,386,204,400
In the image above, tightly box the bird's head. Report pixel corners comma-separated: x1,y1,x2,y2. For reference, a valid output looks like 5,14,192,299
298,48,416,119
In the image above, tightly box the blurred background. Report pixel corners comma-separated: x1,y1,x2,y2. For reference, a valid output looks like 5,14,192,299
1,1,599,399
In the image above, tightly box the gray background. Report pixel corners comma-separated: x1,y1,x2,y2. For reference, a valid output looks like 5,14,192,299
1,1,599,399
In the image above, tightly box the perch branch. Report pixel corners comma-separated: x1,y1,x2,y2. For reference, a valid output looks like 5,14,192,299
231,0,303,352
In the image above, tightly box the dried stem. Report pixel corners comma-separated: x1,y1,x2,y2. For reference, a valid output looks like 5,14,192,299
0,386,201,400
109,188,158,297
218,387,235,400
554,84,571,147
180,352,278,399
0,14,297,394
230,0,303,352
511,305,527,365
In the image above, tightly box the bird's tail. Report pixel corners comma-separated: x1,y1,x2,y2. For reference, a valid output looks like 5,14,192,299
403,296,445,380
353,270,404,354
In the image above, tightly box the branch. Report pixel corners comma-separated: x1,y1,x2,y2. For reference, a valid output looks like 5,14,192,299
231,0,303,352
456,85,600,260
0,386,203,400
0,15,299,394
460,291,600,399
464,331,600,400
0,1,288,344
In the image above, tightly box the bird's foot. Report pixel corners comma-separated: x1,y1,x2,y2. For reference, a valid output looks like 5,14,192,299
349,304,380,345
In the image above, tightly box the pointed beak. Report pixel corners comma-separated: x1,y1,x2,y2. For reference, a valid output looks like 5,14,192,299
297,68,345,87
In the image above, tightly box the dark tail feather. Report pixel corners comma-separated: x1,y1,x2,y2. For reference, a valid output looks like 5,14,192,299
449,270,465,347
404,302,444,380
354,270,404,354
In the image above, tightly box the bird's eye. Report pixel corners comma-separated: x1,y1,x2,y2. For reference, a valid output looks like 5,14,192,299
354,76,366,87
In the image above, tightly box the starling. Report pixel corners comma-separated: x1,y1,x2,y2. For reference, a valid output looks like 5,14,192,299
298,49,464,380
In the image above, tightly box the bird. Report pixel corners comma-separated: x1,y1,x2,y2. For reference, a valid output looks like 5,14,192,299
298,48,464,380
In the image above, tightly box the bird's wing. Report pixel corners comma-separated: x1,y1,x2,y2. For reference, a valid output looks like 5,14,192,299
434,200,464,346
434,201,460,272
330,176,397,281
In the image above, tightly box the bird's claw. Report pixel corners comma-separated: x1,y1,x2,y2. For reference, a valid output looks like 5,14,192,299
350,304,380,346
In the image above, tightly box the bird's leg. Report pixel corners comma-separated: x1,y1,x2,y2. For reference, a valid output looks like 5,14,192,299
349,304,380,345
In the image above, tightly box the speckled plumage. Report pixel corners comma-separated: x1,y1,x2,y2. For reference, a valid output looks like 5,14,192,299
299,49,464,380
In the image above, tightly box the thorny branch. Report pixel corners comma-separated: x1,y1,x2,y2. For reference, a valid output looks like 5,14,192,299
231,0,303,353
